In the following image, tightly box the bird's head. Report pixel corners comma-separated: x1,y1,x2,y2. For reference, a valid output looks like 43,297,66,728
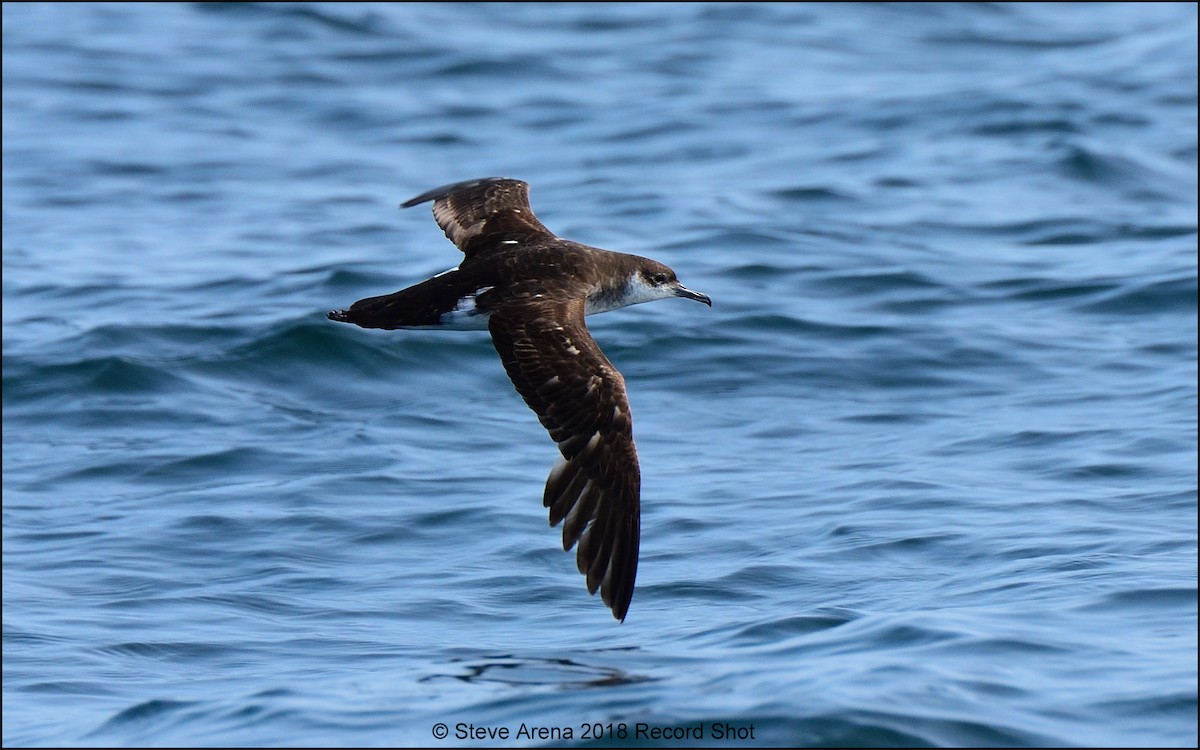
631,259,712,307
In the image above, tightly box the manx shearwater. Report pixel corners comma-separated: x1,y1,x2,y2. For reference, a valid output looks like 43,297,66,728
329,177,711,621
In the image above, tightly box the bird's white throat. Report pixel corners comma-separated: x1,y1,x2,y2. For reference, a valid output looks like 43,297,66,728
585,274,675,316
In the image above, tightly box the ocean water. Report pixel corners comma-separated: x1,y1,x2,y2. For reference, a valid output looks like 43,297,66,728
3,2,1196,747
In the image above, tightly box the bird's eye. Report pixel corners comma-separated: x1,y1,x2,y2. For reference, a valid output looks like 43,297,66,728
651,273,668,285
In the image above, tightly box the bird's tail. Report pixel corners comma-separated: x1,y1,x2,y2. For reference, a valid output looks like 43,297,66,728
327,288,432,329
328,270,484,330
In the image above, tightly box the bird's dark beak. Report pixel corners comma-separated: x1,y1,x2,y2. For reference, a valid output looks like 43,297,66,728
674,284,712,307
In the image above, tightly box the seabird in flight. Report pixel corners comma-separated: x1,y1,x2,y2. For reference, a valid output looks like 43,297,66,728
329,177,711,621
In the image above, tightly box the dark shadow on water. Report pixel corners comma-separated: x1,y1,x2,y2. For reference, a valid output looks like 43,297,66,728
419,653,657,690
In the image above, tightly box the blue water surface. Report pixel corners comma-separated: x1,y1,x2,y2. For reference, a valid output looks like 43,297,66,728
3,3,1197,747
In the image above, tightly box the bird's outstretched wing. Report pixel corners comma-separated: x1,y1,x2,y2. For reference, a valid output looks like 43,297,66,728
401,177,556,259
487,294,640,621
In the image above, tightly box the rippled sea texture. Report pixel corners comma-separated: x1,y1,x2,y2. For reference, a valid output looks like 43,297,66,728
4,3,1197,747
